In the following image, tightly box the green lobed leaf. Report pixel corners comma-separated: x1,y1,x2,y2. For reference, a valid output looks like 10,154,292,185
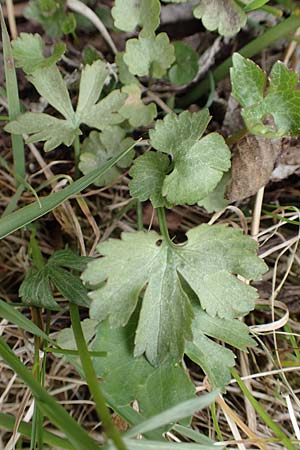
168,41,199,85
144,109,231,205
186,334,235,390
12,33,65,74
29,65,74,119
79,127,134,186
124,33,175,78
112,0,160,37
5,59,127,151
5,112,80,152
231,53,300,137
115,52,139,86
193,0,247,37
92,316,194,421
120,84,157,127
82,224,267,366
198,172,230,213
191,306,256,351
129,152,171,208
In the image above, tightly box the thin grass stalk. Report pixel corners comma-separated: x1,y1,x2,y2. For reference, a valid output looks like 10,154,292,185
231,368,297,450
0,7,25,185
69,303,128,450
0,337,101,450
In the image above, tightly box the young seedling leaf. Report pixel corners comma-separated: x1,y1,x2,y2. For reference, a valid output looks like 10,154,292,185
124,33,175,78
120,84,157,127
19,267,58,309
193,0,247,37
168,41,199,85
129,152,171,208
12,33,65,74
231,53,300,137
47,266,90,307
112,0,160,37
5,59,126,151
48,249,91,272
147,109,231,205
79,127,134,186
82,224,267,366
19,250,91,308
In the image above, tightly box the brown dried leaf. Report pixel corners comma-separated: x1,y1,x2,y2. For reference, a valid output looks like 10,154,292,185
226,135,282,202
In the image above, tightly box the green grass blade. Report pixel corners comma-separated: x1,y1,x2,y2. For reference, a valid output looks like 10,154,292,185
125,391,219,437
0,142,135,239
0,413,74,450
231,368,297,450
0,299,57,346
0,336,101,450
0,6,25,185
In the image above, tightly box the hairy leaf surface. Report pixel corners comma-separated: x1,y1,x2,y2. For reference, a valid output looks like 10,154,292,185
82,225,267,365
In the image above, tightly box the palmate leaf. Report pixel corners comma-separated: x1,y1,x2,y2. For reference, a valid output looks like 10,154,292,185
112,0,160,37
124,33,175,78
5,58,126,151
129,109,231,206
231,53,300,138
120,84,157,127
82,224,267,366
79,127,134,186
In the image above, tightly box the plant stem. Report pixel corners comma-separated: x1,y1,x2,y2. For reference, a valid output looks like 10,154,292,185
0,7,26,186
156,207,174,246
136,201,143,231
69,303,128,450
74,136,81,179
231,368,297,450
179,14,300,106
